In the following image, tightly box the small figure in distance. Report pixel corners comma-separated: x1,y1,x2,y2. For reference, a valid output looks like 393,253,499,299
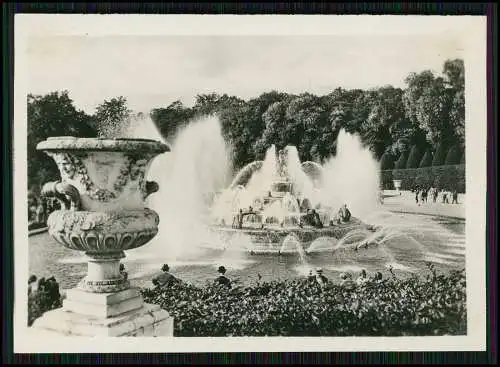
238,209,244,229
339,272,356,290
152,264,180,288
315,267,328,286
119,263,128,281
356,269,369,286
307,269,315,281
215,265,231,288
28,274,38,295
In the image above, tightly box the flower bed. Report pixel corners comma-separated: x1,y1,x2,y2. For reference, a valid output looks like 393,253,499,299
141,265,467,337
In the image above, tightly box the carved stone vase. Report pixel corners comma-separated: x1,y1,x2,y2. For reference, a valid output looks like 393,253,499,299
32,137,173,337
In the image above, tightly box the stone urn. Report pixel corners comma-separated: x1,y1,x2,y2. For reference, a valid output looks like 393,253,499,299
32,137,173,337
393,179,402,192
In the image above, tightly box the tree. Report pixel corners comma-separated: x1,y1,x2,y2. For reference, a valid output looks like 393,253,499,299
443,59,465,145
394,151,408,169
432,143,448,166
379,152,395,170
443,59,465,91
150,101,195,142
27,91,97,190
444,145,462,165
419,150,433,168
406,145,422,169
403,70,454,147
93,96,132,137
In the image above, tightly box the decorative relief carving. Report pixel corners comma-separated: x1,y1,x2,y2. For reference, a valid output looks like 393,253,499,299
47,152,157,203
47,209,160,252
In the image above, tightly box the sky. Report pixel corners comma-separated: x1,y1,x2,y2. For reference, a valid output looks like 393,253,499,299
26,34,464,114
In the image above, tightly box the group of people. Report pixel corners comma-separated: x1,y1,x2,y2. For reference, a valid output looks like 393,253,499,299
413,187,459,205
308,267,391,289
149,262,391,292
151,263,232,289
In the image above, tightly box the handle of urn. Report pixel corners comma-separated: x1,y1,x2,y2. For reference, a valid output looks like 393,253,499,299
41,181,81,210
144,181,159,198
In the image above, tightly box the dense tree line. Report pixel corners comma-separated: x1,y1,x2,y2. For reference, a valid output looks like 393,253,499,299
151,58,465,169
27,59,465,192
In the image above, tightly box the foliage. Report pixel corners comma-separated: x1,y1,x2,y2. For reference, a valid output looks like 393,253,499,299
93,96,132,138
432,143,448,166
406,145,422,169
141,266,466,337
27,276,63,326
379,152,395,170
380,170,394,190
27,58,466,183
444,145,462,165
388,164,465,192
27,91,98,191
394,151,408,170
150,101,196,143
419,150,433,168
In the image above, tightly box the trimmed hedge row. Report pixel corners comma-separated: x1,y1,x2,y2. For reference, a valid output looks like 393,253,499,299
381,164,465,192
141,265,466,337
29,266,466,337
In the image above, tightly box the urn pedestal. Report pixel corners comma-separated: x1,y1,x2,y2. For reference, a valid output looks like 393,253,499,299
393,179,402,193
31,137,173,337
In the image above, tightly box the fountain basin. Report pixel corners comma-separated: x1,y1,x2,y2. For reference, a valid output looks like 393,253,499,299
212,217,373,252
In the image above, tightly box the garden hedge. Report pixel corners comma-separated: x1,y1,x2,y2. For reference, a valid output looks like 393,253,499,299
380,164,465,192
29,266,467,337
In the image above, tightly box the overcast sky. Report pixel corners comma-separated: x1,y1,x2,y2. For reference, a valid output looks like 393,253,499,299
27,34,464,114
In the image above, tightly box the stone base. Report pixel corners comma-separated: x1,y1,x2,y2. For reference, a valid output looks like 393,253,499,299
63,287,144,318
31,303,174,337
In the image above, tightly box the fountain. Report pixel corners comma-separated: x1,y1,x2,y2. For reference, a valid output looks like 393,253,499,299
210,143,374,255
31,136,173,337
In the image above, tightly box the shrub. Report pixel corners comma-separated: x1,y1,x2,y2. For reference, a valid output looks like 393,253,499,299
380,170,393,189
415,168,434,188
380,152,395,170
141,266,466,337
28,276,63,326
445,145,462,165
394,151,408,169
419,150,433,168
406,145,422,169
389,165,465,192
432,143,448,166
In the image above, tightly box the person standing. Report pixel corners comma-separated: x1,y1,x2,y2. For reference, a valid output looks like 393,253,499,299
442,191,448,204
433,188,439,203
452,190,459,204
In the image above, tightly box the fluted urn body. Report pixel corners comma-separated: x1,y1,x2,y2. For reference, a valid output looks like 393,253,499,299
37,137,170,293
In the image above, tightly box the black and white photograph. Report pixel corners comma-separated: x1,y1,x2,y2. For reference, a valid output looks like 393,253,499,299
14,15,487,352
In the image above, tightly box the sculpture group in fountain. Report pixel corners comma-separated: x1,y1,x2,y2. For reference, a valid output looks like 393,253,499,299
213,146,333,231
32,137,173,337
